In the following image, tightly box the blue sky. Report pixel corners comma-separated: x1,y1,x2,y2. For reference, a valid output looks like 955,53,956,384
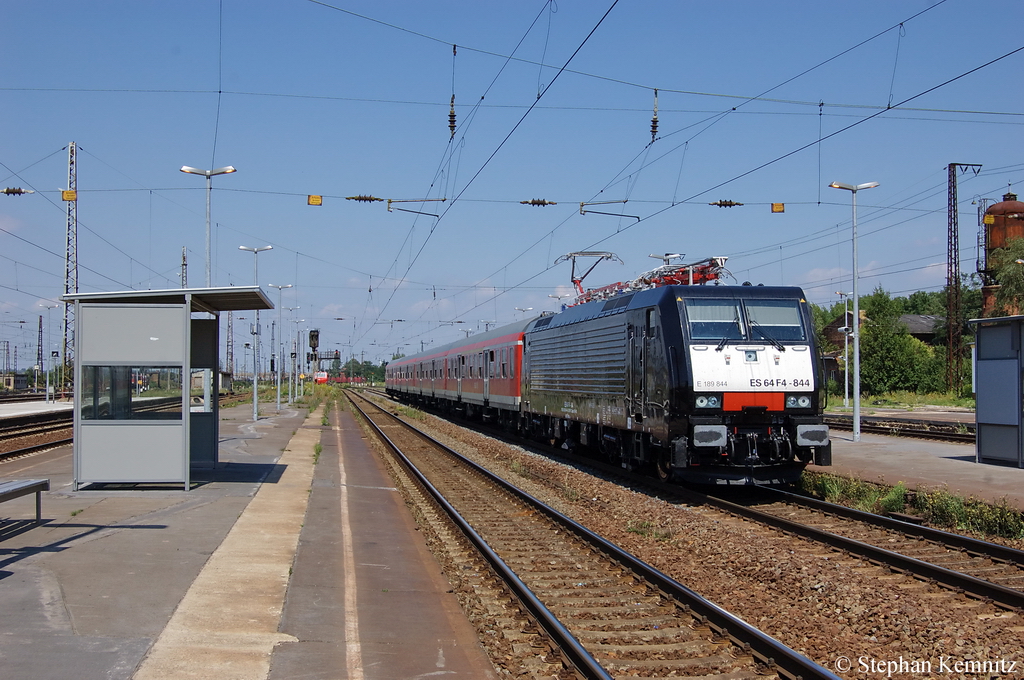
2,0,1022,367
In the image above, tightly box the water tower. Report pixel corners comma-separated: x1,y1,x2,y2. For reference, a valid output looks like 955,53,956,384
978,191,1024,315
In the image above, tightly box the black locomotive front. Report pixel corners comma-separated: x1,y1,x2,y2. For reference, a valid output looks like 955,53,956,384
521,285,830,485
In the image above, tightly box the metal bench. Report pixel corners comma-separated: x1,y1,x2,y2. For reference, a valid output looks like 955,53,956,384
0,479,50,523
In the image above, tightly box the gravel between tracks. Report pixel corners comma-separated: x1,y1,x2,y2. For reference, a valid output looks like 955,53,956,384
0,428,71,455
390,407,1023,679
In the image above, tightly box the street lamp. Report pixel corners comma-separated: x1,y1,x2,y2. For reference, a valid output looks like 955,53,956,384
269,284,292,411
239,245,272,421
40,303,58,403
515,307,533,318
179,165,236,288
284,307,300,403
829,180,879,442
292,319,306,401
835,291,853,409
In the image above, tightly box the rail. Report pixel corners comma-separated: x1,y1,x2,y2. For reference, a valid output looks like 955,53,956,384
348,389,839,680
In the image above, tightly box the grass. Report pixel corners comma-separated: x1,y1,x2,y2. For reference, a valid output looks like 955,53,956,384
830,390,975,411
313,442,322,464
626,519,674,540
396,405,426,421
509,459,528,477
800,471,1024,540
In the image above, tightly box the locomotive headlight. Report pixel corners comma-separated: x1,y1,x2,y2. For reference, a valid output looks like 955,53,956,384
786,394,812,409
696,394,721,408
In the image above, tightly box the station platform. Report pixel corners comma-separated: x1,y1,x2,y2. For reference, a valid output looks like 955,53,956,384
814,426,1024,510
0,401,496,680
0,398,74,418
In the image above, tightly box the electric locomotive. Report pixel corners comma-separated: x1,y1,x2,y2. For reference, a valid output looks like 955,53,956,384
520,283,830,484
386,262,830,485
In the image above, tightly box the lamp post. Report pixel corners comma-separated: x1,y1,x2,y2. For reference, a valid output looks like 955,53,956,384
40,304,58,404
240,245,272,421
284,307,300,403
292,320,306,401
179,165,236,288
829,181,879,442
835,291,853,409
514,307,533,318
269,284,292,411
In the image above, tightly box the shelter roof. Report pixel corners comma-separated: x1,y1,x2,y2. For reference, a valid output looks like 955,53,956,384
60,286,273,314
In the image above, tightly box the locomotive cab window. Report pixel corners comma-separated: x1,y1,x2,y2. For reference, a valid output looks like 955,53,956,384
685,300,745,341
745,300,806,341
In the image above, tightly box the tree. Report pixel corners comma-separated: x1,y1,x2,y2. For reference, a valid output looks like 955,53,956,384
904,290,945,315
858,286,944,394
991,237,1024,315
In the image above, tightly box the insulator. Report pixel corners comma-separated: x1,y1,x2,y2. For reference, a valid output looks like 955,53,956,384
520,199,557,206
345,195,383,202
449,95,457,138
709,200,743,208
2,187,29,195
650,88,659,143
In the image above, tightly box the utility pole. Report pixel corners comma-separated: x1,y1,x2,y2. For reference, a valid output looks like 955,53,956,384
63,142,79,395
36,316,43,393
947,163,981,395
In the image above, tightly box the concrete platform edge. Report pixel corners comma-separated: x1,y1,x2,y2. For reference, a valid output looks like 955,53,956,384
131,407,324,680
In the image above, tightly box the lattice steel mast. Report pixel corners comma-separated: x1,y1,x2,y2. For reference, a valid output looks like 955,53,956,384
947,162,981,395
63,142,79,393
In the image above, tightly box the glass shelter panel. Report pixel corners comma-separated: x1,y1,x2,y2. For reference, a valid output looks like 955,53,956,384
81,366,183,420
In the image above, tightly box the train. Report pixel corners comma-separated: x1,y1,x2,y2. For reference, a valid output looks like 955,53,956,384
385,262,831,485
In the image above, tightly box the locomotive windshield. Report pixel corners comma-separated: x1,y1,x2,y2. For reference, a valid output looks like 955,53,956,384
685,300,745,341
683,298,806,343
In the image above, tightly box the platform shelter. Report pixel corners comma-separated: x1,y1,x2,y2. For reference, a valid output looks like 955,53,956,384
61,287,273,490
970,315,1024,468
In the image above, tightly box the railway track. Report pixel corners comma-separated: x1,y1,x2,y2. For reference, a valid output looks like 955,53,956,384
346,390,837,680
714,487,1024,610
0,395,242,461
0,410,73,460
823,413,975,443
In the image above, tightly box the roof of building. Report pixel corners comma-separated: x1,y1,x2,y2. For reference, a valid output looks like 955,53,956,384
60,286,273,313
899,314,943,335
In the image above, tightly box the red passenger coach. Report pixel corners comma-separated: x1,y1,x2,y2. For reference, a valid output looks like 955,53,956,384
386,319,534,425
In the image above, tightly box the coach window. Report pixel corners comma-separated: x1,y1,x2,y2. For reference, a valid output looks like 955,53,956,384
509,347,515,378
501,347,507,378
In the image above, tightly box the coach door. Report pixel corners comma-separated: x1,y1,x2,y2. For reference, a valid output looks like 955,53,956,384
628,322,643,423
629,312,656,424
457,355,464,400
481,351,490,402
642,309,662,424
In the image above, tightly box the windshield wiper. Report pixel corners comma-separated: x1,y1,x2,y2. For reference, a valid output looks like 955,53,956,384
715,315,742,352
750,321,785,352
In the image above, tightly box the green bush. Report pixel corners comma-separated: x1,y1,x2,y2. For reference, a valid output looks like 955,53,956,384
802,472,1024,540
